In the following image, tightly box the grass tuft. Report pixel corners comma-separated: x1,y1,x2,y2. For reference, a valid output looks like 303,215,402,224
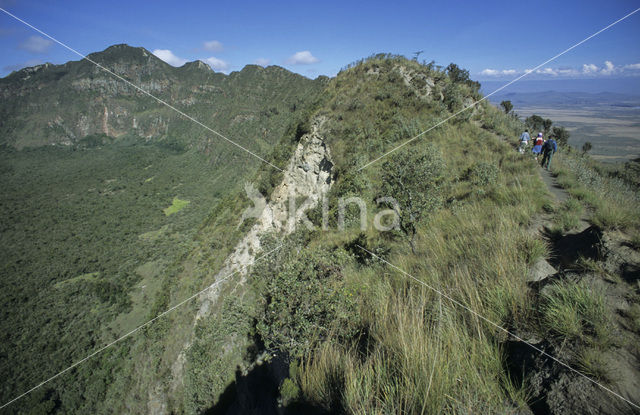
576,347,611,382
541,281,610,344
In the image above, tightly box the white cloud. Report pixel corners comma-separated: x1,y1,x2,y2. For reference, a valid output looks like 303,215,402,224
254,58,270,66
203,40,223,52
480,68,517,76
536,67,557,76
601,60,615,75
204,56,230,72
285,51,319,65
479,60,640,79
152,49,187,66
556,68,579,76
582,61,632,76
480,69,499,76
18,36,53,53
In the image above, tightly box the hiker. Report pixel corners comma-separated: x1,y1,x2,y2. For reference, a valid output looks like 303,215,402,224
532,132,544,161
541,135,557,170
519,129,530,154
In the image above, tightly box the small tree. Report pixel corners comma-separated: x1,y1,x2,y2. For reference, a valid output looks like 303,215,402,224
500,100,513,114
542,118,553,135
526,114,544,133
446,63,470,83
382,145,446,253
582,141,593,154
552,126,570,147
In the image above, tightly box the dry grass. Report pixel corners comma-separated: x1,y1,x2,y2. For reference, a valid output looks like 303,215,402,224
292,133,543,412
552,152,640,230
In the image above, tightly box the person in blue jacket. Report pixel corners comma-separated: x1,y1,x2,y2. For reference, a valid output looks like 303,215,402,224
519,129,530,154
541,135,557,170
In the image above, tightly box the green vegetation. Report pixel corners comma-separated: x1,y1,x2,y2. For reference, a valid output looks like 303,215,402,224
253,235,357,358
54,272,101,289
576,347,611,382
552,150,640,230
237,55,548,413
381,145,446,252
540,280,614,379
500,100,513,114
551,197,583,234
0,45,326,414
552,126,570,147
0,143,231,413
541,280,610,342
163,197,191,216
3,49,639,414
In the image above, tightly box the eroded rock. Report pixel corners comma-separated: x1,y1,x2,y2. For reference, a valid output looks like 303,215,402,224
528,258,557,283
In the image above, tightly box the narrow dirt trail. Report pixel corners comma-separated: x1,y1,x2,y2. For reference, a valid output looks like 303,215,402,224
493,131,569,231
538,166,568,204
496,131,640,414
486,124,568,207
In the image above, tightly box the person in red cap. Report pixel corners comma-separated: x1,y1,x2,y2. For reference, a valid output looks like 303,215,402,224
532,132,544,161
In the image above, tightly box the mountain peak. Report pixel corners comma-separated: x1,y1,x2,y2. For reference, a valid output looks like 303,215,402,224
180,60,213,71
86,44,159,65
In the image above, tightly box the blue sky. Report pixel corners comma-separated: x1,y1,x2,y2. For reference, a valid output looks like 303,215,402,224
1,0,639,92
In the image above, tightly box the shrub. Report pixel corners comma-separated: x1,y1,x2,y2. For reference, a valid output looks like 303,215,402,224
381,144,446,252
468,161,499,187
443,82,464,113
254,246,357,357
500,100,513,114
552,126,570,147
525,115,544,133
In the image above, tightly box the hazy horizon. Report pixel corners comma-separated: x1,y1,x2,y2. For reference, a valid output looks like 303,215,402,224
481,77,640,96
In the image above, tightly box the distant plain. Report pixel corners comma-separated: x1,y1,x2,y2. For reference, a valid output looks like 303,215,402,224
489,90,640,162
517,106,640,162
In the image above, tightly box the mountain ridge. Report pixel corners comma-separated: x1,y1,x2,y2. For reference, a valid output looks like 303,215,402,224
0,43,325,151
1,44,316,81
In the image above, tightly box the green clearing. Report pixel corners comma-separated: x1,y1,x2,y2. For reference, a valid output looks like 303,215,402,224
54,272,101,289
163,197,191,216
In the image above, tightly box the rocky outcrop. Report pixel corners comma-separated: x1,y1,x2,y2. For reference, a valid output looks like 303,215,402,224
194,116,332,319
393,64,437,100
153,116,334,413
